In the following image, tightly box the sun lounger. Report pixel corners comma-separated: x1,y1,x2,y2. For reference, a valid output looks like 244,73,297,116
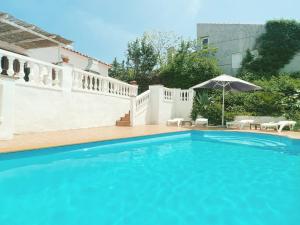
226,119,254,129
167,118,184,127
195,118,208,127
261,122,278,130
262,121,296,132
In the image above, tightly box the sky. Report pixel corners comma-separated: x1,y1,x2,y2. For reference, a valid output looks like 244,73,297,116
1,0,299,63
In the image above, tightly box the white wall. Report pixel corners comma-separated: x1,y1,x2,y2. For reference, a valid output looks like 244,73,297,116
133,86,194,126
134,106,152,125
14,83,130,133
281,52,300,73
28,47,110,77
0,47,194,139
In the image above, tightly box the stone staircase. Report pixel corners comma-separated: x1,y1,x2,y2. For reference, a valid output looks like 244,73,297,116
116,111,131,126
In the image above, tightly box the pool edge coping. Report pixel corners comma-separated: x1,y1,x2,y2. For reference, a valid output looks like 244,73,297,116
0,128,299,155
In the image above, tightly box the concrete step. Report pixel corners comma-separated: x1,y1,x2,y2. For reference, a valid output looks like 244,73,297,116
116,111,131,126
116,120,131,126
120,116,130,122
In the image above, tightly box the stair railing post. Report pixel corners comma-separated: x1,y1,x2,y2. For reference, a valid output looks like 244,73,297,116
130,95,136,127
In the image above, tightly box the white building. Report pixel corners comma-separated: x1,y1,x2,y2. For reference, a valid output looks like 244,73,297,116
0,12,194,140
197,23,300,75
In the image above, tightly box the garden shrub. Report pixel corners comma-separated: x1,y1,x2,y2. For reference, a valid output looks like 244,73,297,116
240,20,300,76
191,75,300,129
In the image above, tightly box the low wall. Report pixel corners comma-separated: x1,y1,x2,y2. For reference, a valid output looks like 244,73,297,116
14,84,130,133
0,49,138,139
132,86,194,126
0,47,195,139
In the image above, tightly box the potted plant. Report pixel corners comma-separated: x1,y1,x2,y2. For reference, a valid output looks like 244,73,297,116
61,55,70,63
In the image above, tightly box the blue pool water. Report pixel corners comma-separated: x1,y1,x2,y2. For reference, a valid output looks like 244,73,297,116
0,131,300,225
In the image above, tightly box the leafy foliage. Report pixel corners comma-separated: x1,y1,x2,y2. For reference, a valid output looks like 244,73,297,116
191,75,300,129
159,41,221,89
143,31,181,67
109,35,158,92
240,20,300,76
109,34,221,91
109,58,132,82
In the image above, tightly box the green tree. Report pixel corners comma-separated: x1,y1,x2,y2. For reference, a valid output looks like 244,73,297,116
159,40,221,89
126,36,158,92
143,31,181,67
108,58,131,82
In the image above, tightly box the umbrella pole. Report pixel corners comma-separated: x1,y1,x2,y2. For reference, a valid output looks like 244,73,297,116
222,85,225,127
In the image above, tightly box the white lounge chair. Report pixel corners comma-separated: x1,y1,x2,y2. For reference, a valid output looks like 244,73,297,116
167,118,184,127
261,121,296,132
195,118,208,127
226,119,254,129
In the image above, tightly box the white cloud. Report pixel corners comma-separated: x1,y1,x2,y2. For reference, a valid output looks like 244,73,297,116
185,0,203,17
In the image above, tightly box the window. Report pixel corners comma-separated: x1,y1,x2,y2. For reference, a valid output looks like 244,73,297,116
201,37,209,49
232,53,242,69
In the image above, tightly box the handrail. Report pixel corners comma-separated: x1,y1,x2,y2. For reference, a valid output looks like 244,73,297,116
0,48,63,88
73,68,135,89
136,90,150,111
136,90,150,100
72,68,138,97
0,48,62,70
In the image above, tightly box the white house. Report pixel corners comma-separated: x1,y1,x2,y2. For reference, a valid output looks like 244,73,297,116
0,12,194,140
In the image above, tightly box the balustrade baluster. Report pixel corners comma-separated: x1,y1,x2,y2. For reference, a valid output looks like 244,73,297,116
104,80,108,93
45,66,52,86
38,64,45,85
0,53,3,74
7,56,15,76
82,75,86,89
26,62,34,83
77,73,82,89
53,68,60,87
72,72,77,88
17,60,26,81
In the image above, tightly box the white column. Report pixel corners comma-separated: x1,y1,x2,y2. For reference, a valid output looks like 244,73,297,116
149,85,164,124
0,75,17,140
173,88,181,118
130,96,136,127
60,63,73,93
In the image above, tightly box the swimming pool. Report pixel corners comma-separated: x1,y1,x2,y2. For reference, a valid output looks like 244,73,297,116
0,131,299,225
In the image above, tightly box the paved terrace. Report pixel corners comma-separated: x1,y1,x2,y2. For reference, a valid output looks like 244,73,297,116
0,125,299,153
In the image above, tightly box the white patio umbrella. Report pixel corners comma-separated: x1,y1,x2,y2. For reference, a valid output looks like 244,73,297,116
192,74,262,126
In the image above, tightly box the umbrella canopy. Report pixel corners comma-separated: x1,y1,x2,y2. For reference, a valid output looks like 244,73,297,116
192,74,262,126
192,74,261,91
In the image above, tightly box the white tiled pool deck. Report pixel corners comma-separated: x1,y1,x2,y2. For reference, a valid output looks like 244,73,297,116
0,125,299,153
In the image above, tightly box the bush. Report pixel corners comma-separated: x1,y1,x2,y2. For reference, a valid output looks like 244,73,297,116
239,20,300,76
191,75,300,129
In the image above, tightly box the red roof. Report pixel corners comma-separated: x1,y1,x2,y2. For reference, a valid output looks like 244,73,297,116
62,46,111,68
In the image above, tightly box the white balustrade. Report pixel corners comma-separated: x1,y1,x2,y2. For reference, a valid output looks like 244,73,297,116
163,88,174,101
179,89,193,102
72,68,138,97
136,90,150,111
0,48,63,88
